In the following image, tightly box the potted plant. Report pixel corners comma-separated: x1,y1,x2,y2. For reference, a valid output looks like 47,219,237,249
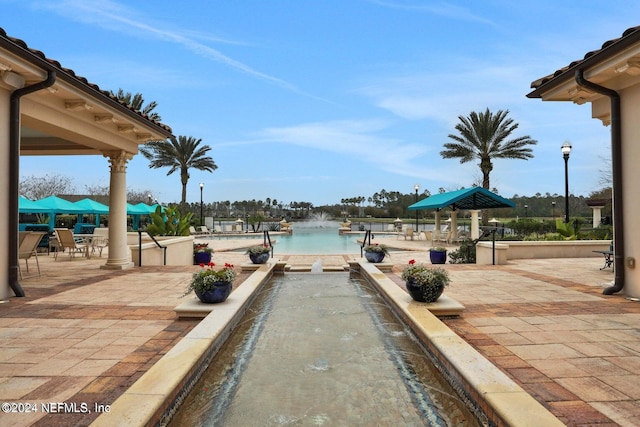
363,243,389,263
401,259,450,302
184,262,237,303
245,244,271,264
429,246,448,264
193,243,213,265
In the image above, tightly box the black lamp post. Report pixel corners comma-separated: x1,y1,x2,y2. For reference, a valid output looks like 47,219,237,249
199,182,204,226
414,184,419,232
524,204,528,218
551,201,556,222
561,141,572,223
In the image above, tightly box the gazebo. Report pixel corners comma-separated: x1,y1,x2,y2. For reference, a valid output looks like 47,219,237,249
408,187,515,240
2,28,173,299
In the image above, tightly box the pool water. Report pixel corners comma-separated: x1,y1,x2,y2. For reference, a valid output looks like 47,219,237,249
273,228,362,254
169,273,481,426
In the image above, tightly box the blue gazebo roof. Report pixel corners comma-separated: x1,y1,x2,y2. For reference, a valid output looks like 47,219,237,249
408,187,515,211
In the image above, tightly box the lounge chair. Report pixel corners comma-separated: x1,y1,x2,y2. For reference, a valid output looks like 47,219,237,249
18,231,46,279
189,226,200,235
198,225,213,236
53,228,86,260
214,225,223,234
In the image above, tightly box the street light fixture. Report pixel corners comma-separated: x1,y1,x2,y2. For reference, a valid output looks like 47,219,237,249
551,201,556,222
414,184,420,232
524,204,528,218
199,182,204,226
561,141,572,223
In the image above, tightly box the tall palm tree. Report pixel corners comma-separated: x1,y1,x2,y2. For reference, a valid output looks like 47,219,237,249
110,88,161,121
441,108,537,190
140,136,217,209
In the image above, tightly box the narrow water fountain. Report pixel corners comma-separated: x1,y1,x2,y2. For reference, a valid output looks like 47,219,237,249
169,273,483,426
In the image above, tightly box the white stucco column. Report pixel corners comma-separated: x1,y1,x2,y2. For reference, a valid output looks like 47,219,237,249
0,89,10,301
434,210,441,236
470,210,480,239
450,210,458,241
102,151,134,270
590,205,604,228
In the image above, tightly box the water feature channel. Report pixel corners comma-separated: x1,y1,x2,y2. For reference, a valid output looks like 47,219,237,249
169,273,482,426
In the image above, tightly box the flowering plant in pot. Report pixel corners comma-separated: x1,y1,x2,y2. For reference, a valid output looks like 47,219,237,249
245,244,271,264
363,243,389,263
184,262,237,303
193,243,213,264
400,259,450,302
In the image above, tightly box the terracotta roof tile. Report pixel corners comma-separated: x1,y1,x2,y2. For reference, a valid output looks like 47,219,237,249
0,27,172,135
530,25,640,92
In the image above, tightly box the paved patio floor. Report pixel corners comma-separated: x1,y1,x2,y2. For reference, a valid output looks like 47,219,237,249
0,237,638,426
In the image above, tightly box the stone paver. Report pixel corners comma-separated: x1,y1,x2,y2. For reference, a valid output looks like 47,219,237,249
0,238,638,426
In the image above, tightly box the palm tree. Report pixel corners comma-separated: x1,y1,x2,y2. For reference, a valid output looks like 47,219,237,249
441,108,537,190
110,88,161,121
140,136,217,209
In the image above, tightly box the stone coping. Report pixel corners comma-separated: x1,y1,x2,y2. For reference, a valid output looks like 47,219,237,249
90,263,276,426
93,260,563,427
354,260,564,427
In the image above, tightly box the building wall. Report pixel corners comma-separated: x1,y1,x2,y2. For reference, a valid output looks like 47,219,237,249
1,87,11,300
619,84,640,298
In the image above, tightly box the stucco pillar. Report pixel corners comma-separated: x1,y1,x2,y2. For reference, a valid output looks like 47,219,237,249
590,205,604,228
449,210,458,241
0,89,10,301
102,151,134,270
470,210,480,240
434,210,441,237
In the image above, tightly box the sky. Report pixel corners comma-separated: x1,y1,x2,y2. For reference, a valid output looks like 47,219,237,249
4,0,639,206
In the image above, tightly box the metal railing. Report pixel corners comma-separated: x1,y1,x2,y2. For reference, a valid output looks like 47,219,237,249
360,229,373,257
263,230,274,256
137,230,167,266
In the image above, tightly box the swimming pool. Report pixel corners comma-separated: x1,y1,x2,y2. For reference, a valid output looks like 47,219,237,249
272,227,362,254
169,273,482,426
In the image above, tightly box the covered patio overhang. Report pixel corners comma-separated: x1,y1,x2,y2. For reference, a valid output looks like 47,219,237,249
1,27,173,299
408,187,515,240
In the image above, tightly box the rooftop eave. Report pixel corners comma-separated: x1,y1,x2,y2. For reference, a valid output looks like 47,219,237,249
528,28,640,100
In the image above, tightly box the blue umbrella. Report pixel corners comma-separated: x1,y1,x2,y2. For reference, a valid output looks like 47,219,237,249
35,195,84,214
18,196,50,213
73,198,109,215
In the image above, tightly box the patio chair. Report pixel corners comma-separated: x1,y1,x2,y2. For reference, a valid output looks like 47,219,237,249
214,225,223,234
90,228,109,257
189,226,200,235
198,225,213,236
18,231,46,279
403,227,414,240
53,228,86,260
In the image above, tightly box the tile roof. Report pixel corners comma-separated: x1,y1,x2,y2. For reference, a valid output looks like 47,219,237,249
528,25,640,97
0,27,172,136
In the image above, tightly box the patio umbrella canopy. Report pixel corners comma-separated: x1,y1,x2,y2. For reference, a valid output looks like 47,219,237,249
18,196,51,213
72,198,109,215
408,187,515,211
35,195,85,214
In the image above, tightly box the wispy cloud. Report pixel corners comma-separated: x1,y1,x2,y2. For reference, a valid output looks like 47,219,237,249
33,0,312,96
356,59,538,124
366,0,495,25
218,119,459,183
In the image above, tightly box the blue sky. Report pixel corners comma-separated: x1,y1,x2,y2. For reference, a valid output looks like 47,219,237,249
4,1,638,206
